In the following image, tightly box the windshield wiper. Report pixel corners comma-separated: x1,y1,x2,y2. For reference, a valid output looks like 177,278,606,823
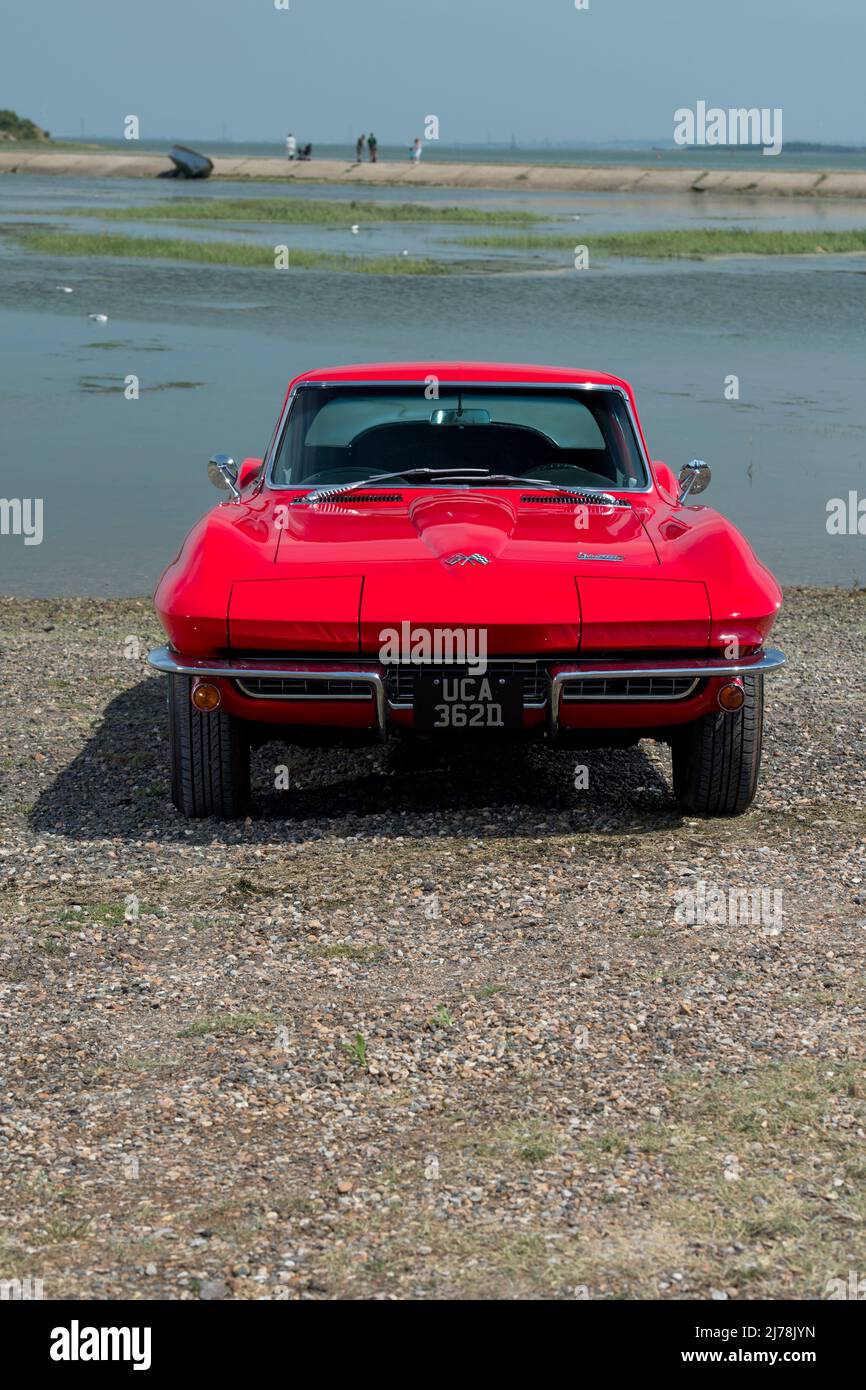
292,468,494,505
293,468,629,506
448,473,631,505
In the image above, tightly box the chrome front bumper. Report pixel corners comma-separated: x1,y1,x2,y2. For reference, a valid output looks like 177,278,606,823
147,645,389,735
548,648,787,730
147,645,786,741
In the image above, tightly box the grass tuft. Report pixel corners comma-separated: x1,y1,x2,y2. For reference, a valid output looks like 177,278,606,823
343,1032,368,1068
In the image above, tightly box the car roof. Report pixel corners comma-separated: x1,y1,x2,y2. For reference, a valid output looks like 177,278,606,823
289,361,633,391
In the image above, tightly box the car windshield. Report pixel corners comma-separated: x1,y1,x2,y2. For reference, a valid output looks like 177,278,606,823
270,385,649,491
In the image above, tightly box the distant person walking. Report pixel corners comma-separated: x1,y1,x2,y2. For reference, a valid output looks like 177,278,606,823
368,132,378,163
355,133,366,163
285,132,297,161
410,137,422,163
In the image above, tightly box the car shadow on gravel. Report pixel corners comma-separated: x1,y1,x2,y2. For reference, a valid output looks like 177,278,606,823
29,674,684,843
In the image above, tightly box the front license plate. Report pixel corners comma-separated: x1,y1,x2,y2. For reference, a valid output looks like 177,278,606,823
413,670,524,731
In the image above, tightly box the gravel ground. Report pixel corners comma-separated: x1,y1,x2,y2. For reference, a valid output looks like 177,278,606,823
1,587,864,1301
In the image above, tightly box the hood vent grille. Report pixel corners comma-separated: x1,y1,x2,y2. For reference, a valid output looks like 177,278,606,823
521,492,630,507
330,493,403,504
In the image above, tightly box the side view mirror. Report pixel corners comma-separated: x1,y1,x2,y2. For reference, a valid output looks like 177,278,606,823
208,453,240,500
678,459,711,503
652,461,679,501
237,456,263,490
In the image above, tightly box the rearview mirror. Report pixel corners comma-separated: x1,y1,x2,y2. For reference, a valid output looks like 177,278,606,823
208,453,240,500
430,408,491,426
678,459,711,502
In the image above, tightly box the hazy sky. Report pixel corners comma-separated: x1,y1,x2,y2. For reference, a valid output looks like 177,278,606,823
6,0,864,145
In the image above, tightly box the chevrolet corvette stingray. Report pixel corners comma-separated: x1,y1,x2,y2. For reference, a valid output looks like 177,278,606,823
148,362,785,818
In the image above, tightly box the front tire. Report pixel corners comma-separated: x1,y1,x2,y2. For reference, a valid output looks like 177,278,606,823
671,674,764,816
168,674,250,818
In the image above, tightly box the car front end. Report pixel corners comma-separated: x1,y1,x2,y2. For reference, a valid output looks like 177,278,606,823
149,363,785,816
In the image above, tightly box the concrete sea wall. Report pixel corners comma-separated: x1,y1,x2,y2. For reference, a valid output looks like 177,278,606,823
2,150,866,197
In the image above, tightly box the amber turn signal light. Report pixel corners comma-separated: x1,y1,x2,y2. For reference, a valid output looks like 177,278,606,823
191,681,221,712
718,680,745,712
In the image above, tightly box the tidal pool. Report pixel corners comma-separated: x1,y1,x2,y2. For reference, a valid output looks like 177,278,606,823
1,177,864,594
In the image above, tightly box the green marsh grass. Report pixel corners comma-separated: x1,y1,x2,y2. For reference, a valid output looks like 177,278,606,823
38,197,542,225
452,227,866,258
10,228,457,274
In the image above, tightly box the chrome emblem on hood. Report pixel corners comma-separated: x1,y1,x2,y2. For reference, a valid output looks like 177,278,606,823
578,552,624,562
444,552,489,567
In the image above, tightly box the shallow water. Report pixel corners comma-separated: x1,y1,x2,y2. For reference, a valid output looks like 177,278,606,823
8,173,866,229
1,177,864,594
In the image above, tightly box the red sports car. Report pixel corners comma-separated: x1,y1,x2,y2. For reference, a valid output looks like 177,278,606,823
149,362,785,819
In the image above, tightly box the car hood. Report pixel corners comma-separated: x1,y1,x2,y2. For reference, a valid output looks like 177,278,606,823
273,491,658,566
223,492,709,653
156,490,779,659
